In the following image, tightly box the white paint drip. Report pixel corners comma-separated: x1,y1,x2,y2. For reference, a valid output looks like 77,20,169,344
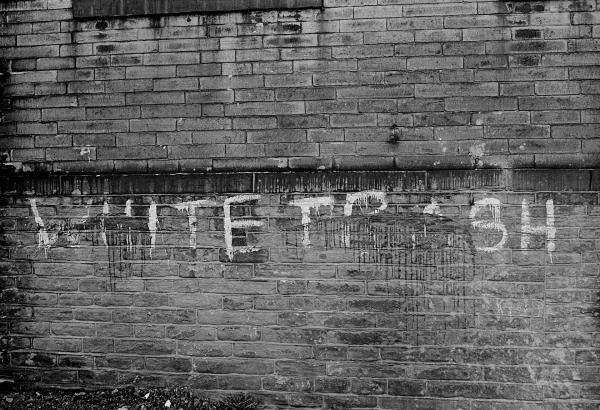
224,195,263,261
469,197,507,252
423,199,442,216
125,199,133,254
29,199,51,254
125,199,132,217
79,147,92,161
171,200,217,249
343,191,387,217
26,194,560,259
291,196,335,246
100,201,109,247
521,199,556,260
469,142,485,165
148,201,158,257
343,191,387,247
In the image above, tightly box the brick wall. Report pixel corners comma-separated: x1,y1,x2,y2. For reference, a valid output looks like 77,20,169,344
1,170,600,408
1,0,599,172
1,0,600,408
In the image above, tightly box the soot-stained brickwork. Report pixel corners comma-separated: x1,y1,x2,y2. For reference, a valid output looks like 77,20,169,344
1,170,599,409
1,0,600,172
1,0,600,408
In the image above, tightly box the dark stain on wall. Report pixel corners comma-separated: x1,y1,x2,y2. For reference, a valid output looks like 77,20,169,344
284,212,477,342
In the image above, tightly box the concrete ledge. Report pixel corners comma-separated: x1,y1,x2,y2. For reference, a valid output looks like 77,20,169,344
73,0,323,18
1,170,596,196
5,154,600,176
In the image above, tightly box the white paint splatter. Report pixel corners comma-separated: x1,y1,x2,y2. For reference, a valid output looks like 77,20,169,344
171,200,217,249
125,199,132,217
469,197,507,252
469,142,485,167
521,199,556,260
224,195,263,261
29,199,51,253
469,143,485,158
423,199,442,216
79,147,92,161
100,201,109,247
343,191,387,247
291,196,335,246
344,191,387,217
148,201,158,257
125,199,133,254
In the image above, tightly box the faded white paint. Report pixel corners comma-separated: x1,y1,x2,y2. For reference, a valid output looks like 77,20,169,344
343,191,388,217
125,199,133,254
79,147,92,161
521,199,556,257
468,142,485,164
423,199,442,216
291,196,335,246
26,194,562,259
148,201,158,257
29,199,52,251
223,195,263,260
342,191,387,247
171,200,218,249
125,199,132,217
100,201,109,247
469,197,507,252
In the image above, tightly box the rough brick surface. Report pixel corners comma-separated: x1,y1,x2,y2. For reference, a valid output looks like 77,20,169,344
0,171,599,409
1,0,600,408
2,0,600,172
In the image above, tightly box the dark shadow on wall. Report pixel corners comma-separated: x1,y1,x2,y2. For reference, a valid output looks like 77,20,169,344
283,212,478,345
0,54,11,173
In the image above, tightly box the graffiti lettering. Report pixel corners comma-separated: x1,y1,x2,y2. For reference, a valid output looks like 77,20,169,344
423,199,441,216
291,196,335,246
28,194,559,261
29,199,52,252
469,197,508,252
171,200,218,249
223,195,263,261
521,199,556,257
148,201,158,257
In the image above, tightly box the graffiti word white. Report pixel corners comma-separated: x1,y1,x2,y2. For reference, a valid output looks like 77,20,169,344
172,200,218,249
223,195,263,261
521,199,555,257
291,197,335,246
28,191,557,261
469,197,508,252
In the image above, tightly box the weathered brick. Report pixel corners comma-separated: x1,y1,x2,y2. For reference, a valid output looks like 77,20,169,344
404,3,476,16
194,358,273,374
333,44,394,59
445,97,517,112
177,118,231,131
168,144,225,159
415,83,497,98
16,122,57,135
176,64,222,77
98,146,167,159
225,102,304,116
124,66,175,79
199,75,264,90
57,121,129,134
2,3,600,405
